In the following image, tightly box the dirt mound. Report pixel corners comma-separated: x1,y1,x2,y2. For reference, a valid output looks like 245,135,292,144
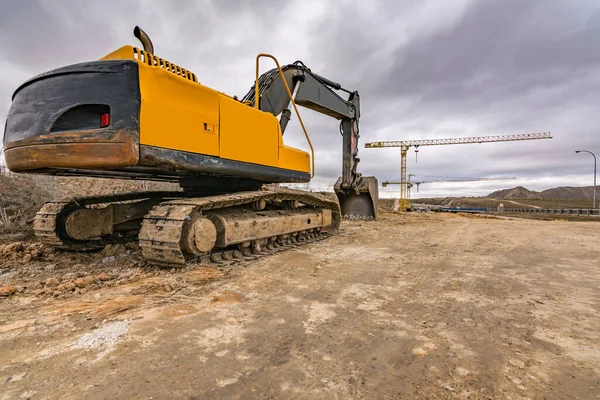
378,198,398,211
0,174,57,224
0,239,229,302
0,173,178,236
487,186,542,199
0,242,54,263
0,241,151,299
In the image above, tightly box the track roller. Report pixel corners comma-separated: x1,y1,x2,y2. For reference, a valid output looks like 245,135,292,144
138,188,339,267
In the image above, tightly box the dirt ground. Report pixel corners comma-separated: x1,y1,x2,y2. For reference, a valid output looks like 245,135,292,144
1,212,599,399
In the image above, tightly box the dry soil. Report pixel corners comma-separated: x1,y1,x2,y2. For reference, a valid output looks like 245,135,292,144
0,212,599,399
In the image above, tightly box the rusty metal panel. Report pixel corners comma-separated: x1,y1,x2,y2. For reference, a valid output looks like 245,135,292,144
4,130,139,171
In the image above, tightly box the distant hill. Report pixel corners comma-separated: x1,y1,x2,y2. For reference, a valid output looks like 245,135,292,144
539,186,595,199
487,185,594,200
487,186,542,199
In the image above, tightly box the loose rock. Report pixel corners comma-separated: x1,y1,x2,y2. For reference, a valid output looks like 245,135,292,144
101,256,116,264
96,272,113,282
0,285,17,297
45,277,60,287
74,277,96,289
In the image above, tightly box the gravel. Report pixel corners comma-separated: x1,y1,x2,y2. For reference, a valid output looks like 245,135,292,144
71,320,129,350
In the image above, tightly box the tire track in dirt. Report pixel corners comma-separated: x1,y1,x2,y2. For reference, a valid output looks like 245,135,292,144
1,212,599,399
282,214,484,398
337,215,490,397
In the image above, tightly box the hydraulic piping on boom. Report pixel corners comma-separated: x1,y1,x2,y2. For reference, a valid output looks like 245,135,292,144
241,60,378,219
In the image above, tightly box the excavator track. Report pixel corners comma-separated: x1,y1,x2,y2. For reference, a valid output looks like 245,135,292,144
139,187,341,267
193,229,329,269
34,191,187,250
33,187,341,268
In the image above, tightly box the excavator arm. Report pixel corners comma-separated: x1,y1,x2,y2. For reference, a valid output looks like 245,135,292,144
241,62,379,219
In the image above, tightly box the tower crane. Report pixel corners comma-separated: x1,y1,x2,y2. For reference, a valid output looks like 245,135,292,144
365,132,552,211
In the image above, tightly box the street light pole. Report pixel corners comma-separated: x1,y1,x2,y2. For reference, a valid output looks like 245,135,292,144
576,150,597,209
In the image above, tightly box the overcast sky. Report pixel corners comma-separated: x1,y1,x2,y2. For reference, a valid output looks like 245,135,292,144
1,0,598,198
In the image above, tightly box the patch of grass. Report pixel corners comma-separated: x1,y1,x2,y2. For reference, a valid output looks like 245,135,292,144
0,206,23,231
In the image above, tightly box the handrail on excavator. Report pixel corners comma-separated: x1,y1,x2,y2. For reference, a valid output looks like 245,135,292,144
255,54,315,178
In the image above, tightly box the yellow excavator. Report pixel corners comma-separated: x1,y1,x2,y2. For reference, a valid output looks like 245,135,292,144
2,27,378,267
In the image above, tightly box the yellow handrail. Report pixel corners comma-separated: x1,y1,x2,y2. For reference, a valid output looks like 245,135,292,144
255,54,315,178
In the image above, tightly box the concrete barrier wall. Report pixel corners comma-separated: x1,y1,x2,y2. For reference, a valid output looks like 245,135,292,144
500,208,600,216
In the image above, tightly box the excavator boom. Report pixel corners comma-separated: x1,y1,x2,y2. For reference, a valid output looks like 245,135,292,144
242,61,378,219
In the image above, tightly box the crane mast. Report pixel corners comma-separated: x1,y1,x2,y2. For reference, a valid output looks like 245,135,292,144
366,132,552,211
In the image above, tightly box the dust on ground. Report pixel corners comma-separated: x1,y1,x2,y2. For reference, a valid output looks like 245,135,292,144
1,212,599,399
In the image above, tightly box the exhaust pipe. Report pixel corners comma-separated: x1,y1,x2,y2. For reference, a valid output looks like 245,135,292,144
133,26,154,54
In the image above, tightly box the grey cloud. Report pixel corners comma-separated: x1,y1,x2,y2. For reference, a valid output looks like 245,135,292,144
383,0,600,101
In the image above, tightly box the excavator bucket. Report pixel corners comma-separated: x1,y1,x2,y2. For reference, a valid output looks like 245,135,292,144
334,176,379,219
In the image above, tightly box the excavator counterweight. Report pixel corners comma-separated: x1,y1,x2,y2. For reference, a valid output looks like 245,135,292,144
2,26,378,266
